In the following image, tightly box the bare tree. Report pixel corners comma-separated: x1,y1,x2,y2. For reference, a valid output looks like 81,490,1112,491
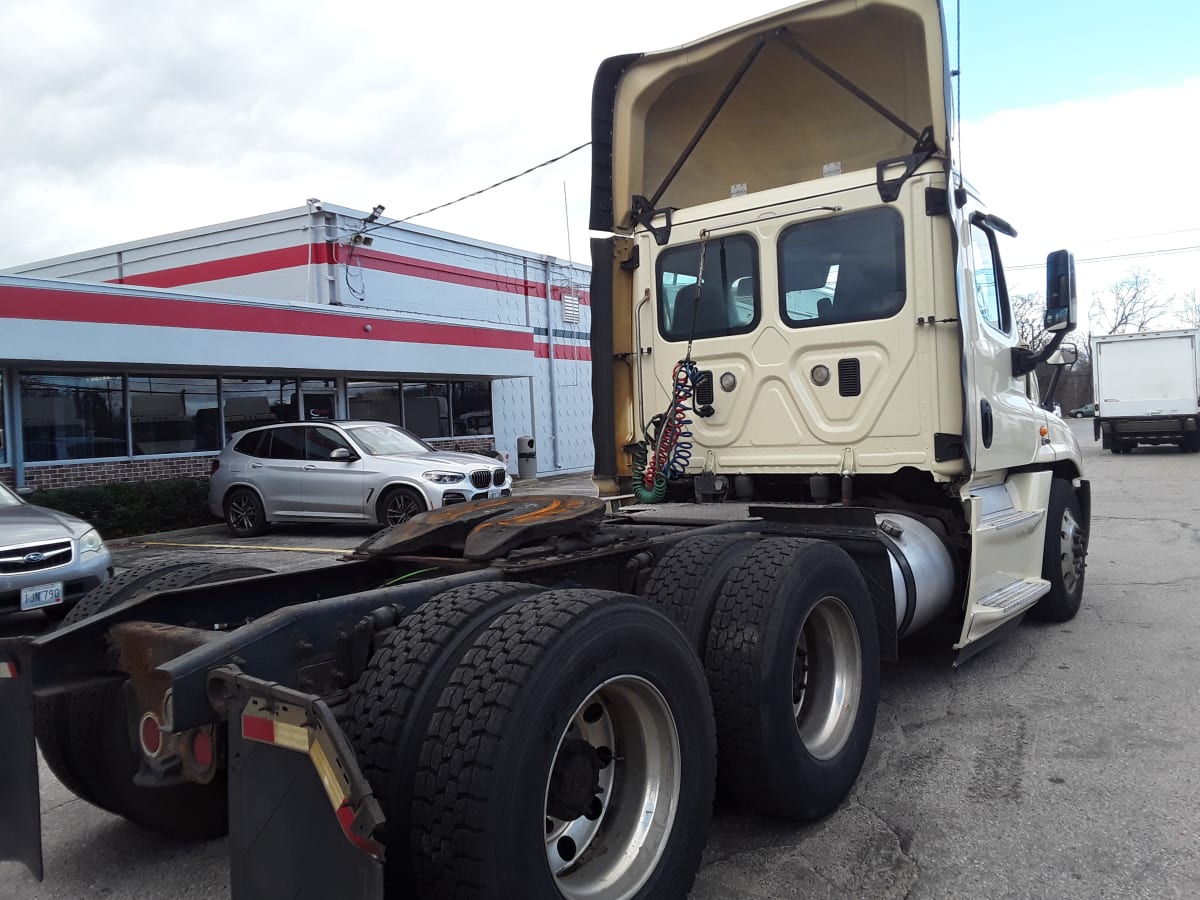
1177,289,1200,329
1088,268,1171,335
1010,291,1050,350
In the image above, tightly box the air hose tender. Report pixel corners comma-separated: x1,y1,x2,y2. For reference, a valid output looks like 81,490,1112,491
632,360,698,503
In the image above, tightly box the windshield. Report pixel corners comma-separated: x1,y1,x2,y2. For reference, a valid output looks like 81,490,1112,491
347,424,431,456
0,483,24,508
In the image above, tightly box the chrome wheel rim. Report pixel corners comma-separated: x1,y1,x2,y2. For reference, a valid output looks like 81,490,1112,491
384,493,421,526
228,494,257,533
1059,507,1084,594
544,675,681,900
792,596,862,761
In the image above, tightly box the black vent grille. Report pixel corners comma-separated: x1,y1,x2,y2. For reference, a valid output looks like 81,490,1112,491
838,358,862,397
470,470,491,489
0,539,74,575
492,468,506,486
693,370,714,406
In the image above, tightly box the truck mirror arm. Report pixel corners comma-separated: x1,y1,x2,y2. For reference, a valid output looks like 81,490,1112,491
1011,330,1067,379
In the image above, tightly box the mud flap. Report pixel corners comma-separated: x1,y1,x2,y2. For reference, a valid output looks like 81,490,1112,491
0,640,43,881
219,670,384,900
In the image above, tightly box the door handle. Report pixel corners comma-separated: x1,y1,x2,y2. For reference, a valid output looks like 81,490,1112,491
250,463,264,469
303,465,316,471
981,399,994,449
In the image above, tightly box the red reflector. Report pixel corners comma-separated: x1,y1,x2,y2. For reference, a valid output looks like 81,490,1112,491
336,801,385,859
210,459,220,475
192,729,214,768
0,661,16,679
242,713,275,744
139,714,162,757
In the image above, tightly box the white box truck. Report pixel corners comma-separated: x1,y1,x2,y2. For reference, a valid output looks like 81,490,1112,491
1093,329,1200,452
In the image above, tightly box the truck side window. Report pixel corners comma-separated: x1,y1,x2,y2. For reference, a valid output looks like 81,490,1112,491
970,225,1011,334
656,234,759,342
778,207,905,328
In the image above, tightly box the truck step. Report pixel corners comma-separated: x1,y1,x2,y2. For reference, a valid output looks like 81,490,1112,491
976,578,1049,613
979,509,1043,532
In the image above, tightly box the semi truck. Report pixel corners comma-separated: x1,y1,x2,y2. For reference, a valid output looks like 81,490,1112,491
0,1,1089,898
1092,329,1200,452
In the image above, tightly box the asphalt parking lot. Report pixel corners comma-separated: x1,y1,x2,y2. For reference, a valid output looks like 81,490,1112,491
3,418,1198,899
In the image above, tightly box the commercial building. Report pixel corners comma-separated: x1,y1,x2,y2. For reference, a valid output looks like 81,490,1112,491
0,200,593,490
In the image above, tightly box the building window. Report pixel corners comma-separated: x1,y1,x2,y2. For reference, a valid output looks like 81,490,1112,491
451,381,493,435
347,381,403,426
128,375,219,455
0,372,6,465
20,374,127,462
403,382,450,438
299,379,338,420
221,378,300,441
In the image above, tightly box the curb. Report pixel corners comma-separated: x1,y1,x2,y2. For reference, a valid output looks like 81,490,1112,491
109,521,227,546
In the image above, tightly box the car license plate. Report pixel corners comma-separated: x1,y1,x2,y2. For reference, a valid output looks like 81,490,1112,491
488,487,502,499
20,582,64,611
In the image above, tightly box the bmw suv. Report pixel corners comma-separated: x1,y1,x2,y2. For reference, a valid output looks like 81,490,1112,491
207,421,511,537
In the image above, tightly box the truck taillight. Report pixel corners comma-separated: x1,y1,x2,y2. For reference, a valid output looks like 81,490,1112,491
0,661,17,678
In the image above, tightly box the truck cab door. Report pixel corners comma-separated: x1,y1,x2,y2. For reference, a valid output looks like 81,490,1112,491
954,212,1052,653
958,216,1043,477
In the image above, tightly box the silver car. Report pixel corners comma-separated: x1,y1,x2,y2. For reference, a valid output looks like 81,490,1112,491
207,420,512,537
0,482,113,618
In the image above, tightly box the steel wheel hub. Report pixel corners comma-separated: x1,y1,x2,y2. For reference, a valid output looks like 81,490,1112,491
1059,508,1085,593
544,675,681,900
792,596,862,761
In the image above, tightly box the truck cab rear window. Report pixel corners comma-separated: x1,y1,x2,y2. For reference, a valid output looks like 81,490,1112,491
657,234,759,342
778,208,905,328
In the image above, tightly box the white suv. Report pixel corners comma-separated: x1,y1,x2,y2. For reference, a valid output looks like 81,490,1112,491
207,421,511,537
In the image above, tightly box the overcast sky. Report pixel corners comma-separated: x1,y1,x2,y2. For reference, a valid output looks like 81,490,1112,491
2,0,1198,323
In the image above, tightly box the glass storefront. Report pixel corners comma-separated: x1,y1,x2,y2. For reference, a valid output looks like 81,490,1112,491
21,374,127,462
128,375,220,455
8,372,496,462
347,381,403,426
451,381,493,436
403,382,451,438
222,378,300,439
0,372,6,465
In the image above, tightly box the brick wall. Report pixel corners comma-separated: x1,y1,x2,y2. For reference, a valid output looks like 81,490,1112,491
424,437,498,455
0,456,215,491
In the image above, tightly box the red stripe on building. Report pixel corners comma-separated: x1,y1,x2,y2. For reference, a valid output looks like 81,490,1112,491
0,285,534,352
533,342,592,361
115,246,315,288
108,243,591,304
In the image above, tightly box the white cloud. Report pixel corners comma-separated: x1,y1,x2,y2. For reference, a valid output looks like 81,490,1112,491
960,79,1200,319
1,0,1198,335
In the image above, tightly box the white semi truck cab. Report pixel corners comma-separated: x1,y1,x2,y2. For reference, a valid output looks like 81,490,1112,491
589,0,1089,655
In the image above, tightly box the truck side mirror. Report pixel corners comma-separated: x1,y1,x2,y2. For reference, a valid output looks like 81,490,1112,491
1043,250,1076,333
1046,343,1078,367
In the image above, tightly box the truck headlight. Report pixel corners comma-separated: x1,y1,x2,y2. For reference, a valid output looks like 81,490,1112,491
422,471,465,484
80,528,105,553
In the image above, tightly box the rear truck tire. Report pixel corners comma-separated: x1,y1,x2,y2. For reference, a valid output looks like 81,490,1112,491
35,562,203,808
377,486,426,527
640,534,760,657
224,487,269,537
705,537,880,821
411,589,716,900
36,563,272,838
1029,479,1087,623
343,581,544,897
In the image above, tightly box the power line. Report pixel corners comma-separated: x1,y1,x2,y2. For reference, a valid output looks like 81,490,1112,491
1007,243,1200,272
389,141,592,226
